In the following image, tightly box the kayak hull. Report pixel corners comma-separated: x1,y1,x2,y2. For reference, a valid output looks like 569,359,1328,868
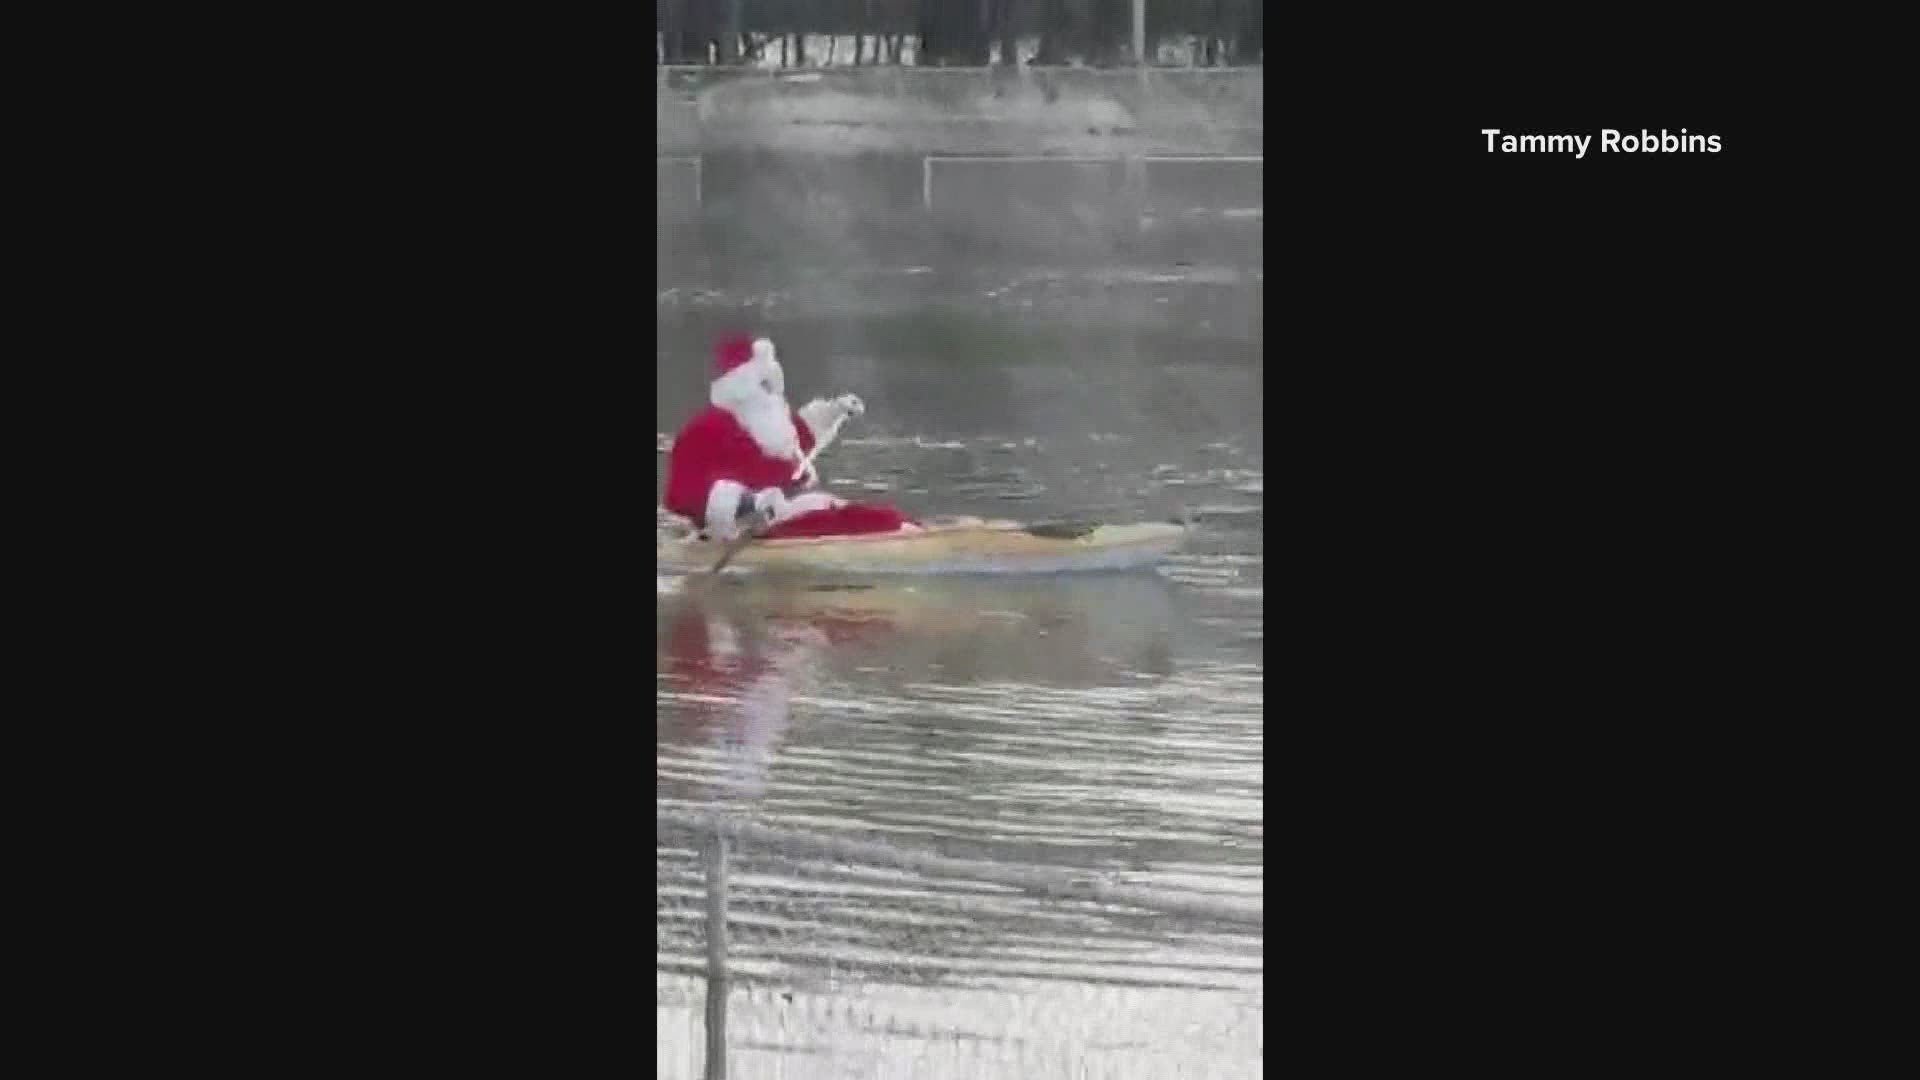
657,517,1186,576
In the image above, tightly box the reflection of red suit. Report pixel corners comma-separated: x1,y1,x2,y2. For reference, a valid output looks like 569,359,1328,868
658,607,788,795
660,602,900,798
661,604,891,695
661,604,764,697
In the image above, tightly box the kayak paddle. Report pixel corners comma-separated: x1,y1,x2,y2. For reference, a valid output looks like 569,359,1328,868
701,440,831,579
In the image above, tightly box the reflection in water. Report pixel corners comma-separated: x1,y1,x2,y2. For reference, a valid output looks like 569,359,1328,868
658,261,1261,1077
659,571,1261,1078
660,597,825,801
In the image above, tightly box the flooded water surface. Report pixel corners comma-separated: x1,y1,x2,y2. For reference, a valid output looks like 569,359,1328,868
657,250,1262,1078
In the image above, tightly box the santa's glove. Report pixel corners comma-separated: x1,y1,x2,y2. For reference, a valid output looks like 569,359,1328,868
748,487,787,526
791,458,820,491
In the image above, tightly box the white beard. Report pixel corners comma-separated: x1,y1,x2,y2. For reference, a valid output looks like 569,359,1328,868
710,346,801,461
727,391,800,462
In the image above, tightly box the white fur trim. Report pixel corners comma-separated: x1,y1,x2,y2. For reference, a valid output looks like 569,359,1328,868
705,479,748,539
709,353,772,409
780,491,841,519
707,619,741,660
752,487,787,518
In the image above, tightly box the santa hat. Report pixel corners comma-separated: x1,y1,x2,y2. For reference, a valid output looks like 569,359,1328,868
708,333,800,459
710,333,783,412
714,334,776,378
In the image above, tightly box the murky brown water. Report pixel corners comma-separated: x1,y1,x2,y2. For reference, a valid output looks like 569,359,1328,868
657,257,1261,1078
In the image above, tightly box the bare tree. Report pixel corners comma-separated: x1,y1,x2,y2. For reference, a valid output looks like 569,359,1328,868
918,0,990,65
1033,0,1067,65
990,0,1019,65
719,0,742,62
658,0,716,64
687,0,1261,69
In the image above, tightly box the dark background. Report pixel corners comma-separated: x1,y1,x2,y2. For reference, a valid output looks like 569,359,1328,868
139,7,1852,1073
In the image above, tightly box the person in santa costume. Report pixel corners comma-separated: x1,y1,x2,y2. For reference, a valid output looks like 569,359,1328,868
663,333,918,540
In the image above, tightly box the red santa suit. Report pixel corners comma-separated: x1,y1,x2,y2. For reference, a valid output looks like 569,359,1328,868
663,335,917,540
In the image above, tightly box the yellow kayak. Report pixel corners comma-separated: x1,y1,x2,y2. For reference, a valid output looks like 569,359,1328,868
657,516,1187,576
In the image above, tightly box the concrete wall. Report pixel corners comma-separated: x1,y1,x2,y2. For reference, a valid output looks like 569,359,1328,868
658,66,1261,157
656,67,1262,266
